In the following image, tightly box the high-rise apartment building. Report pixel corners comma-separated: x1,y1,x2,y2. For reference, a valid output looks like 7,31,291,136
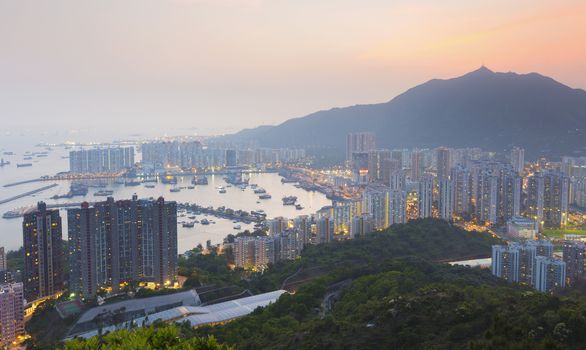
316,217,333,244
351,214,374,238
410,149,425,181
436,147,451,180
527,172,570,228
23,202,63,302
417,176,433,219
346,132,376,162
563,241,586,286
0,282,24,346
492,244,520,283
0,247,5,272
68,197,177,298
451,167,471,217
510,147,525,175
389,189,406,225
438,178,454,221
362,184,390,230
69,147,134,173
534,256,566,293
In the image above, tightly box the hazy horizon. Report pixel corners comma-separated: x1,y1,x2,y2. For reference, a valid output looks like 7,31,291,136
1,0,585,137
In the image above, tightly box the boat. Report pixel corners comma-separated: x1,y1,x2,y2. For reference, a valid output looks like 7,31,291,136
16,163,33,167
161,174,178,184
282,196,297,205
233,224,241,230
23,156,33,160
219,189,227,194
2,211,22,219
2,152,14,156
125,180,141,187
145,184,156,189
281,178,297,183
295,204,304,210
200,218,210,225
187,186,195,189
170,187,181,193
258,194,272,199
253,188,266,194
0,159,9,167
94,190,114,196
191,176,208,185
182,222,195,228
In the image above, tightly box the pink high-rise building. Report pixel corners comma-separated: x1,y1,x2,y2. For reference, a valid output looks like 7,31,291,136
0,282,24,346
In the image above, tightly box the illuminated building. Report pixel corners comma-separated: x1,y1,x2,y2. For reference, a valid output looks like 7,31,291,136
492,244,520,283
451,166,471,217
563,241,586,286
381,158,401,186
534,256,566,293
23,202,64,302
68,197,177,298
526,172,570,229
0,282,24,346
362,184,390,230
368,149,391,183
474,169,498,225
268,217,289,235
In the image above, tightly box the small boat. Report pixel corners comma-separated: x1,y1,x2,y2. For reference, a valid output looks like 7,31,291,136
170,187,181,193
233,225,241,230
17,163,33,167
187,186,195,189
125,181,141,187
219,188,227,194
282,196,297,206
295,204,304,210
94,190,114,196
145,184,156,189
182,222,195,228
258,194,272,199
253,188,266,194
201,219,210,225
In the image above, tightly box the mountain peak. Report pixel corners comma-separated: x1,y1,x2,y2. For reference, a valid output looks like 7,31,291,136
465,65,494,77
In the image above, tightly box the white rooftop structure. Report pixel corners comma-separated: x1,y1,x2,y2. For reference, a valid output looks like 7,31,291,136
449,258,492,269
68,290,286,340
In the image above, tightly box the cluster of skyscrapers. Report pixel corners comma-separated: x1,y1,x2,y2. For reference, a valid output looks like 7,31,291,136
491,241,565,293
339,132,572,238
69,147,135,173
68,196,178,298
141,140,305,170
492,239,586,293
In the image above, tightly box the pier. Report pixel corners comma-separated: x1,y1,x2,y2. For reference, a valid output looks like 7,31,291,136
0,184,59,206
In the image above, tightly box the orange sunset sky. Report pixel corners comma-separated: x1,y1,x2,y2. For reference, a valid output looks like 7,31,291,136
0,0,584,135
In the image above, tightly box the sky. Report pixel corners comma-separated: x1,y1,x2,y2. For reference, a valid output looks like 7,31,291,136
0,0,585,137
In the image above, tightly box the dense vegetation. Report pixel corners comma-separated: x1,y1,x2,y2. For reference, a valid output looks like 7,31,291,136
63,324,230,350
64,218,568,350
